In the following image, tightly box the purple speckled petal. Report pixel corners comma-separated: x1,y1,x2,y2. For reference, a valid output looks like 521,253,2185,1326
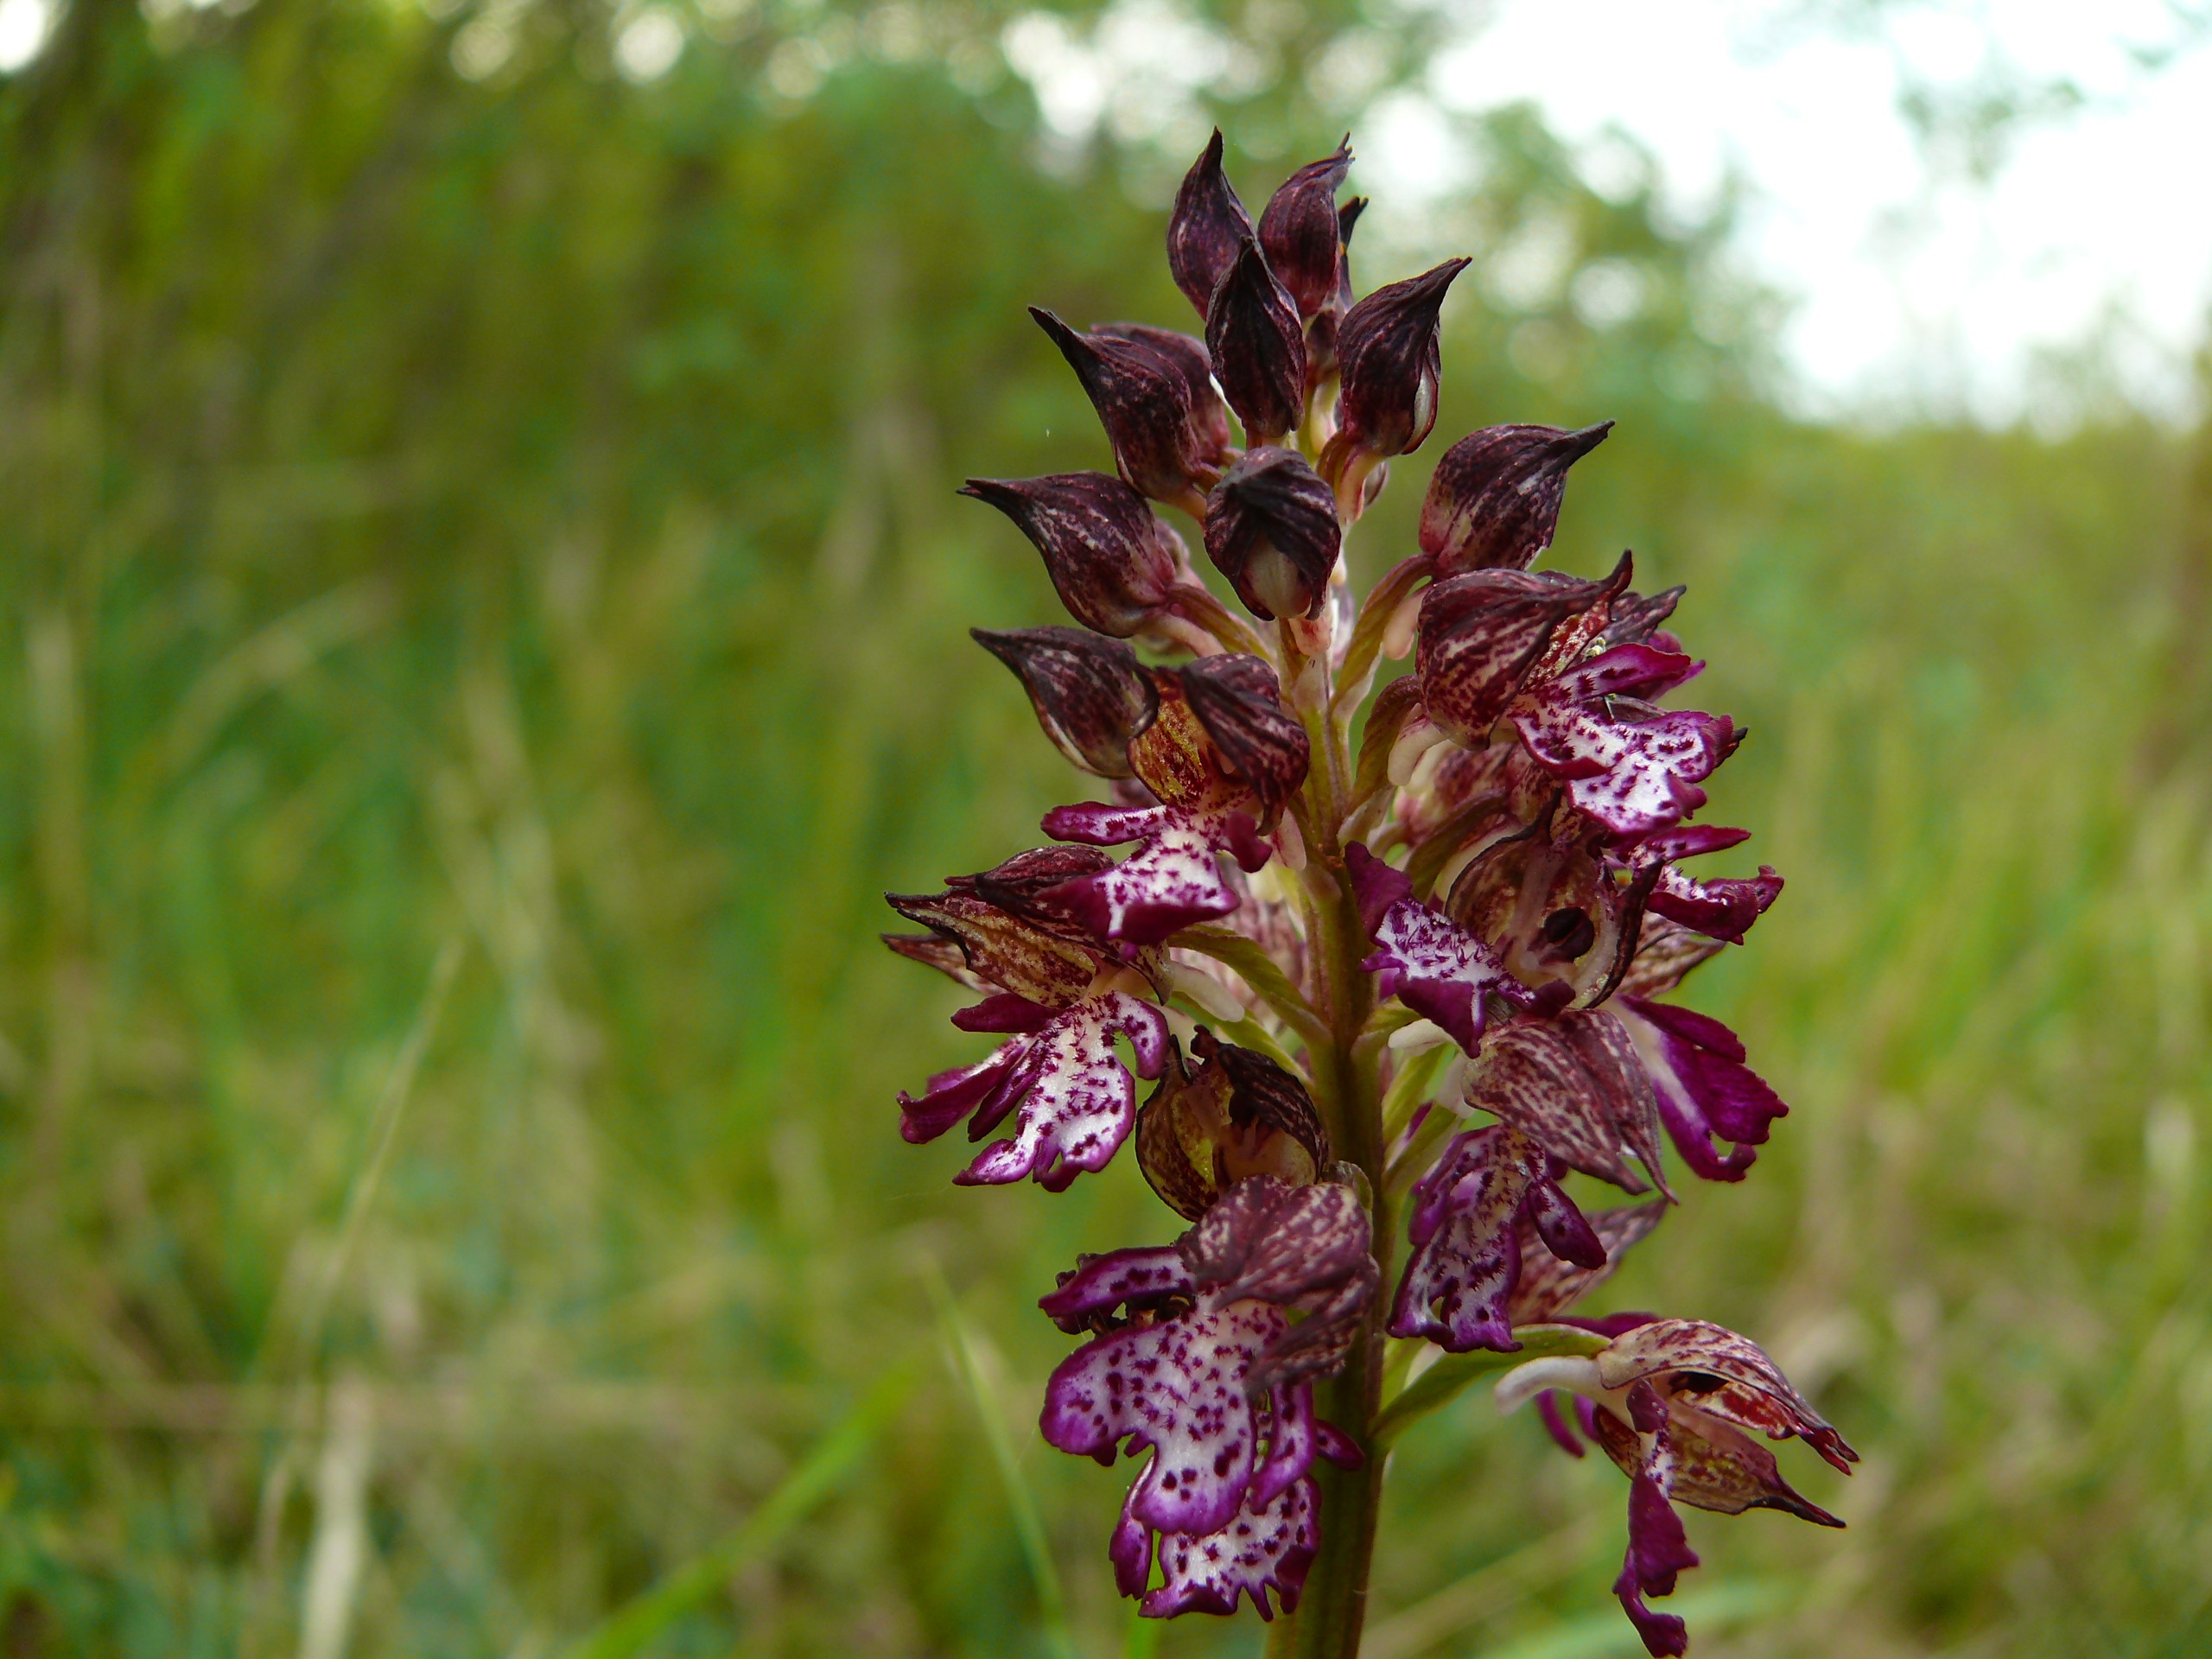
1182,1176,1379,1389
1247,1383,1317,1510
1648,862,1783,944
1469,1011,1673,1198
1618,996,1789,1183
1548,644,1701,704
1376,919,1522,1053
1389,1125,1597,1352
1596,1319,1859,1471
901,994,1167,1190
1043,801,1265,945
1511,690,1733,840
1143,1474,1320,1621
1039,1245,1196,1332
1040,1300,1287,1535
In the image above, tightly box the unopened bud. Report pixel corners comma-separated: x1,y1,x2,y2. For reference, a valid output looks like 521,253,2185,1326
1166,129,1255,319
1205,238,1307,446
1203,446,1341,622
1258,137,1352,321
1175,651,1311,829
1031,308,1231,513
1420,423,1613,574
972,626,1160,777
1321,258,1471,502
960,473,1186,638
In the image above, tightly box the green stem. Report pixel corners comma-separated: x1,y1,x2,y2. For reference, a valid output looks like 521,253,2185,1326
1268,826,1390,1659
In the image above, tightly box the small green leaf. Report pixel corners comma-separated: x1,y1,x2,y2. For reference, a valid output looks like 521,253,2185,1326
1168,924,1331,1051
1370,1325,1610,1447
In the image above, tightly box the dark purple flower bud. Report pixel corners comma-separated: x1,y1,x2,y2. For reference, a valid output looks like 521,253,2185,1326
1137,1029,1332,1221
1174,651,1313,829
1167,129,1255,318
960,474,1186,638
1093,323,1237,461
1206,238,1308,445
1303,196,1369,385
973,626,1160,779
1031,308,1230,514
1203,446,1342,622
1415,556,1634,746
1258,137,1353,321
1321,257,1471,498
1420,423,1615,574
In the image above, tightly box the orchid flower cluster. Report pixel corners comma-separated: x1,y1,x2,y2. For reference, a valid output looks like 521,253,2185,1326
885,133,1853,1656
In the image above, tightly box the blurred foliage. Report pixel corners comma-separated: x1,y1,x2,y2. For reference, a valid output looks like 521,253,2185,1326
2,1,2210,1656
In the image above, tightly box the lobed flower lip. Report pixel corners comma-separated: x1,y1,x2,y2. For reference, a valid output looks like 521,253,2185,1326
1346,842,1528,1054
1388,1123,1605,1352
960,472,1187,638
898,990,1170,1189
1042,798,1268,944
1419,422,1614,575
972,626,1159,779
1039,1177,1376,1591
1203,446,1341,621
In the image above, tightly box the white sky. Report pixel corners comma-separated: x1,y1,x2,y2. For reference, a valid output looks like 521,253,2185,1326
1370,0,2212,423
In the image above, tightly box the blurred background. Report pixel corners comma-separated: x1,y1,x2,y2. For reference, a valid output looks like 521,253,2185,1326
2,0,2209,1654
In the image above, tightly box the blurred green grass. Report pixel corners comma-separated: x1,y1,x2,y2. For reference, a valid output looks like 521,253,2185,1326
2,3,2209,1656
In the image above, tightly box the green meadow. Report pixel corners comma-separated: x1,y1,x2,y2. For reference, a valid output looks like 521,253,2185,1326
2,3,2208,1655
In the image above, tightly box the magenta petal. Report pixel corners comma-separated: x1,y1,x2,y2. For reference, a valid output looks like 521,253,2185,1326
1388,1126,1551,1353
897,1044,1025,1143
1619,996,1788,1182
950,992,1057,1034
1344,842,1414,937
1548,643,1700,703
1512,690,1732,840
1247,1384,1318,1511
1044,801,1255,944
1363,898,1523,1054
1526,1176,1607,1270
915,994,1167,1190
1039,1244,1196,1331
1648,862,1783,944
1143,1475,1320,1622
1040,1301,1287,1535
1536,1391,1587,1458
1109,1498,1154,1599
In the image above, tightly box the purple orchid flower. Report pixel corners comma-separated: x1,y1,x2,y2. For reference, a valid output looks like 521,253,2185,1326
885,124,1847,1649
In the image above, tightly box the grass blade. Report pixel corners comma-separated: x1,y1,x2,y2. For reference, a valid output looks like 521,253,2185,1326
558,1356,920,1659
926,1267,1081,1659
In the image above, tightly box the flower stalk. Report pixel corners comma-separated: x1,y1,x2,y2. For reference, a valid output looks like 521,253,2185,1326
885,130,1851,1657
